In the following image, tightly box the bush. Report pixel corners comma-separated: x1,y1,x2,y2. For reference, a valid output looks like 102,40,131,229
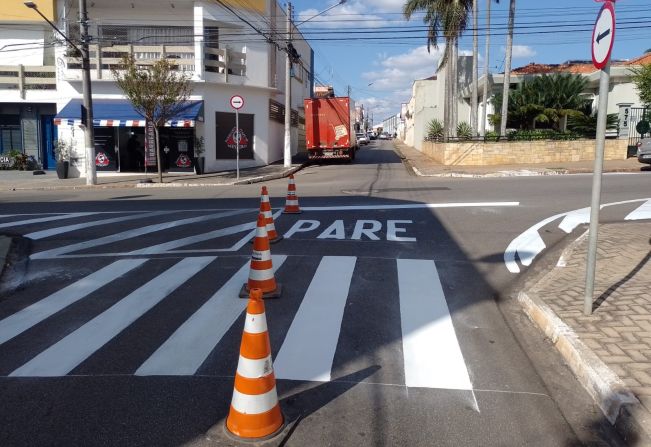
426,119,444,141
506,129,581,141
456,121,472,140
567,113,618,138
485,131,500,142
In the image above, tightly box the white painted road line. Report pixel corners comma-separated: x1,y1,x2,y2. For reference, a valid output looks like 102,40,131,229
25,211,171,240
10,257,215,377
558,207,590,234
302,202,519,211
397,259,472,390
30,210,249,259
0,212,96,229
135,255,287,376
273,256,356,382
626,200,651,221
0,259,147,345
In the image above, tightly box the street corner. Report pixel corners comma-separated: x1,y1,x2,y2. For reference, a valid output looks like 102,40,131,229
0,233,31,298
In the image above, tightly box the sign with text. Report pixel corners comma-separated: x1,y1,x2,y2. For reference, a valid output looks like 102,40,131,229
215,112,254,159
145,121,157,167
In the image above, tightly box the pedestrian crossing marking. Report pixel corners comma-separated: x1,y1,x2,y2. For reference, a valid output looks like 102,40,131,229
2,256,473,390
10,257,215,377
0,259,147,346
30,209,249,259
626,199,651,221
397,259,472,390
273,256,356,382
0,212,96,230
135,255,287,376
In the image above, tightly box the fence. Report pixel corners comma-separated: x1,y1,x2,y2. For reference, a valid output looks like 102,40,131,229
627,107,650,152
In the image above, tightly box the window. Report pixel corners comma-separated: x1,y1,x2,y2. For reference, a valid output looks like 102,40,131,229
0,115,23,154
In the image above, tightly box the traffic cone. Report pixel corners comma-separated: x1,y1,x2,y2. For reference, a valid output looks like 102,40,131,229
282,174,302,214
259,186,282,243
239,213,282,298
226,288,284,439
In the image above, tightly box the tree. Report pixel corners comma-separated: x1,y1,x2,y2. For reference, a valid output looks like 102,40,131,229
631,63,651,107
490,74,590,130
481,0,499,136
111,56,192,183
500,0,516,136
404,0,472,139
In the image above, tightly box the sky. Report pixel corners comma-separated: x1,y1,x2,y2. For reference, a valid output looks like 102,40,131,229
289,0,651,123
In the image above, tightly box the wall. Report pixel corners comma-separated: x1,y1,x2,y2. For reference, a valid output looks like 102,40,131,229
421,139,629,166
1,0,56,21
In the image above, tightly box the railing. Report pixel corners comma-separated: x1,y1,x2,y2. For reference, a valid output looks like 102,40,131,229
64,44,246,80
0,65,57,97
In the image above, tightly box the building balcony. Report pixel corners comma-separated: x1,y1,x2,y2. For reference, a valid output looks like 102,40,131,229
62,44,246,83
0,65,56,98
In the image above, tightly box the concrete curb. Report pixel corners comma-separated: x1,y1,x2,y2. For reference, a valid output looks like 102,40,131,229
517,234,651,446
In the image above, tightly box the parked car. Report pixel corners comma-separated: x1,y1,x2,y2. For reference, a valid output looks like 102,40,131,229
638,137,651,165
367,131,376,140
356,133,369,145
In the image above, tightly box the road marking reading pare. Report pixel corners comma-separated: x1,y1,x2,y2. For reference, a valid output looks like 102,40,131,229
284,220,417,242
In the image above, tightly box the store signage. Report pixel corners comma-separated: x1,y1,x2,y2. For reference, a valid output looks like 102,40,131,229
145,121,157,167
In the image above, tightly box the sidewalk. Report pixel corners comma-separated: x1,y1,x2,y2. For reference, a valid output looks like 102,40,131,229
393,139,648,177
519,223,651,445
0,156,308,191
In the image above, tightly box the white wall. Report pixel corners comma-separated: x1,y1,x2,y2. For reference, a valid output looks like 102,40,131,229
0,28,46,66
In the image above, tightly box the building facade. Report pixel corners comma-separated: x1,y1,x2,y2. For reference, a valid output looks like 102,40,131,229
0,0,313,176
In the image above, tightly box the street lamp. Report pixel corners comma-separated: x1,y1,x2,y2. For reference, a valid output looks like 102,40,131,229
283,0,346,168
24,1,96,185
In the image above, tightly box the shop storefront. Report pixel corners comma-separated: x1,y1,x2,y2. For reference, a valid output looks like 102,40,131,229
54,99,203,173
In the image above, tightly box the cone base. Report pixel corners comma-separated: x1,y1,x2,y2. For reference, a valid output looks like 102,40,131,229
239,283,283,299
282,210,302,214
225,405,284,440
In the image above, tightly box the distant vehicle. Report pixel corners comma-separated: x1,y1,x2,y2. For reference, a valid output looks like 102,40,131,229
304,96,356,161
378,132,390,140
367,131,376,140
356,133,369,145
637,137,651,165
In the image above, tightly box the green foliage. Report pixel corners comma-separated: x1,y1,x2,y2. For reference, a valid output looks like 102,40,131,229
484,131,500,142
566,113,619,138
506,129,581,141
456,121,472,140
631,64,651,108
53,139,70,162
426,119,444,140
490,73,590,131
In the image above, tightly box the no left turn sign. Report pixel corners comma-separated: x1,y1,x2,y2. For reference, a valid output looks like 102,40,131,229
230,95,244,110
592,2,615,70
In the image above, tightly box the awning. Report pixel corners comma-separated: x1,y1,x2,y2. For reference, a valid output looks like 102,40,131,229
54,99,203,128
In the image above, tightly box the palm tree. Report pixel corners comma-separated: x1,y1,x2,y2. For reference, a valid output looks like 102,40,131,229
404,0,472,139
500,0,516,136
471,0,478,135
481,0,498,136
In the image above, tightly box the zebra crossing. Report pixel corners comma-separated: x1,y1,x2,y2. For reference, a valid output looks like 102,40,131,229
0,255,472,391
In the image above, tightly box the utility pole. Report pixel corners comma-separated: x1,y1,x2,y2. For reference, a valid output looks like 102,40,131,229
79,0,96,185
283,2,292,168
347,85,351,97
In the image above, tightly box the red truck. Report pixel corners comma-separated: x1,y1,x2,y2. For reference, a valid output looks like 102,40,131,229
304,97,357,161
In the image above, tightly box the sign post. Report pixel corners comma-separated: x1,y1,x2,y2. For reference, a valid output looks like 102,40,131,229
585,1,616,315
230,95,245,180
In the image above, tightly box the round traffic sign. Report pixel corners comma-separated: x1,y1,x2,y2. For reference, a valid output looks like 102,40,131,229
592,2,615,70
230,95,244,110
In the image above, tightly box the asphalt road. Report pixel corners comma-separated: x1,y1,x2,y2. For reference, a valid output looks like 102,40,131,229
0,139,648,446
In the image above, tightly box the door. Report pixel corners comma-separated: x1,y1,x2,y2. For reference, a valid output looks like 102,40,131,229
41,115,57,170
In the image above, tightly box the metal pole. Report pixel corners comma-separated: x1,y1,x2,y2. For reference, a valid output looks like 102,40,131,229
79,0,96,185
283,2,292,168
584,60,611,315
236,108,240,181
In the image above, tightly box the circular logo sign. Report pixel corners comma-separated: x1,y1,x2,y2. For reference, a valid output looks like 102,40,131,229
592,2,615,70
230,95,244,110
636,120,650,136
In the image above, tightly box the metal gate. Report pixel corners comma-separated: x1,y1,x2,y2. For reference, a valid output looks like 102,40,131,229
628,107,650,154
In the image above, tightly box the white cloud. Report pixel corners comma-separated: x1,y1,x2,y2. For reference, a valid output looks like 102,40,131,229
359,45,441,119
504,45,537,59
296,0,406,29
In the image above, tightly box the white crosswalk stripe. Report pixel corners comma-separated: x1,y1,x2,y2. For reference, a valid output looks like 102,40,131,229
2,256,472,390
626,199,651,220
10,257,215,377
0,213,96,229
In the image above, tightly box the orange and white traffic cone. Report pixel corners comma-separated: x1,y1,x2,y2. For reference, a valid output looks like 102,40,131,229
282,174,302,214
259,186,282,243
240,213,282,298
226,288,284,439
